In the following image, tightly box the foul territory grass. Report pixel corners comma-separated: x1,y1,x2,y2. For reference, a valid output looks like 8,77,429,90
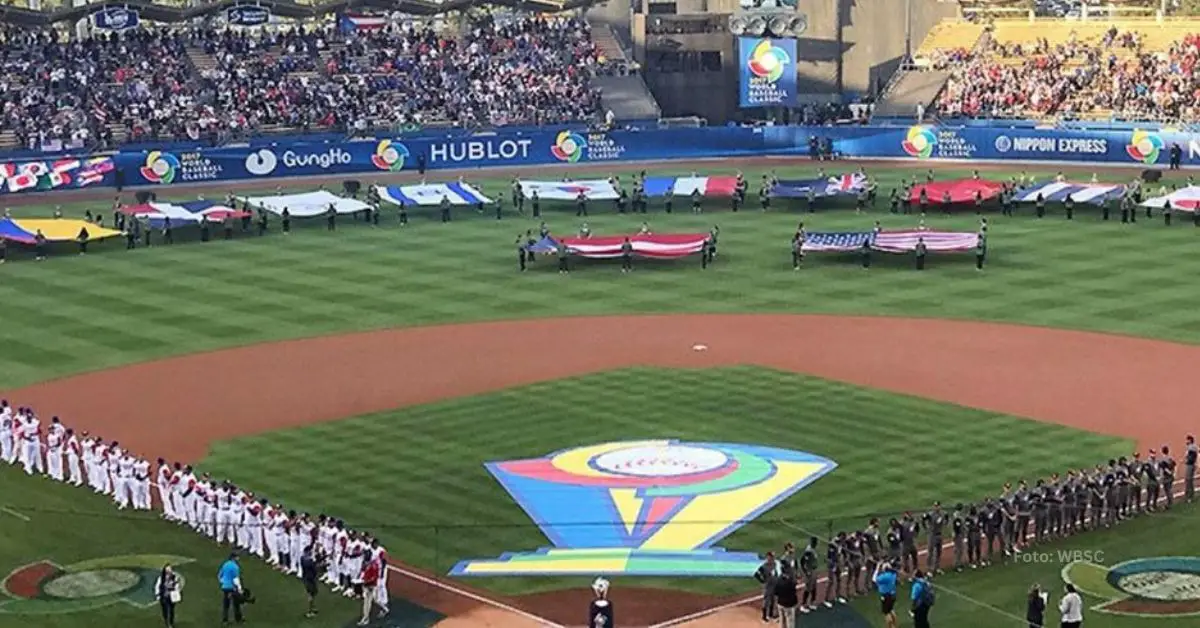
196,367,1132,598
0,164,1198,387
0,469,364,628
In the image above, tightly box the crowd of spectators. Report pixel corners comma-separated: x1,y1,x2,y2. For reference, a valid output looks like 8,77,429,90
934,27,1200,122
0,16,606,149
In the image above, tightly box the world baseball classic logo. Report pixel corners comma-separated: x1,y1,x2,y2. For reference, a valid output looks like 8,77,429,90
451,440,836,577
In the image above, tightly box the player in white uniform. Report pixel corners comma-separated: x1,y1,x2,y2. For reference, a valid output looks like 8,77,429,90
44,418,64,481
156,459,176,520
369,537,390,613
169,463,187,523
289,513,308,577
318,517,336,583
107,442,124,498
245,496,265,558
0,401,13,464
331,521,349,590
81,434,96,488
278,511,295,572
94,441,112,494
114,454,135,509
199,475,218,538
345,533,365,598
178,466,198,528
20,411,43,475
65,429,83,486
215,482,234,544
262,503,279,565
134,458,151,509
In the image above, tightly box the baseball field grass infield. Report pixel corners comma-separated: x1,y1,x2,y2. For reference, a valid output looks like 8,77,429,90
194,367,1131,599
0,165,1198,388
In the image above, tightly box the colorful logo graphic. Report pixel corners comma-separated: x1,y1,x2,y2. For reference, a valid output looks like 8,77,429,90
371,139,410,172
1,555,193,615
451,440,836,577
746,39,791,83
551,131,587,163
139,151,181,185
902,126,937,159
1063,557,1200,617
1126,130,1163,164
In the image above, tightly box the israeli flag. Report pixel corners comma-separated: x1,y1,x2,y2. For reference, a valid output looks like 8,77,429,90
377,183,492,207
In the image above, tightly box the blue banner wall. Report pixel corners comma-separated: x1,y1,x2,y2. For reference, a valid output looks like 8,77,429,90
738,37,798,108
48,123,1200,191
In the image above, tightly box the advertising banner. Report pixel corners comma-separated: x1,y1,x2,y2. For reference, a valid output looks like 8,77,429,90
0,155,116,195
738,37,798,108
226,5,271,26
93,7,140,31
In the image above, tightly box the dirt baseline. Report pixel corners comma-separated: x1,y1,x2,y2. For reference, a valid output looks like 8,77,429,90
4,314,1197,627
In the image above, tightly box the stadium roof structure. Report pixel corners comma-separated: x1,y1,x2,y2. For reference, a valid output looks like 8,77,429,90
0,0,584,27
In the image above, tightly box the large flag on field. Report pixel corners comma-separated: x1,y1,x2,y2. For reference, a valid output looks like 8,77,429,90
1141,185,1200,212
519,179,618,201
375,183,491,207
241,190,371,217
0,218,122,243
909,179,1004,204
1015,182,1125,205
641,176,740,197
528,233,708,259
122,201,248,224
773,173,867,198
801,230,978,253
872,230,979,253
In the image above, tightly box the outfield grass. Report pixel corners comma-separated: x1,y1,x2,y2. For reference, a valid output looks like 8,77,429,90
0,164,1197,387
196,367,1132,598
0,468,364,628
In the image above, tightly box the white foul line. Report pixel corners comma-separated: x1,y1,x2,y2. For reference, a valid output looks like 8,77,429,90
649,477,1193,628
0,505,31,522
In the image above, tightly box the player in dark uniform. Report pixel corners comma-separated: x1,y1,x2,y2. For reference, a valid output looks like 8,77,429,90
755,552,779,621
860,238,872,269
824,535,844,607
531,191,541,218
691,189,702,214
998,485,1016,556
326,204,337,230
922,503,946,575
759,182,771,211
791,232,805,270
1160,445,1176,509
915,237,927,270
620,238,633,273
1032,480,1049,543
799,537,819,613
511,179,523,214
556,241,570,275
886,519,903,568
616,188,628,214
576,191,588,217
862,519,882,587
983,499,1000,565
1035,194,1046,218
899,513,919,575
1144,451,1161,511
966,504,983,569
846,531,865,596
588,578,614,628
516,235,528,272
890,188,901,214
952,504,968,571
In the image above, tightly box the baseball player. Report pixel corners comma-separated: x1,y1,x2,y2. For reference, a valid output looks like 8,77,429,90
1160,445,1176,510
82,433,96,488
20,410,43,475
203,476,220,537
369,538,390,616
134,458,151,509
178,466,197,528
346,532,366,597
107,441,124,496
279,510,298,573
274,505,291,570
318,517,336,583
156,460,176,520
262,502,280,566
332,520,349,590
66,429,83,486
192,473,210,534
922,502,946,574
233,489,250,551
44,418,64,481
94,440,112,494
114,452,135,509
216,482,236,545
290,513,309,577
0,401,13,464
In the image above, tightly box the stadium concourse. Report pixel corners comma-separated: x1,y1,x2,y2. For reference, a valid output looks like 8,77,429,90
0,15,606,151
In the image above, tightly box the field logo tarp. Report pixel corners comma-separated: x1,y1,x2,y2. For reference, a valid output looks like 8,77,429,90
451,440,836,577
0,555,192,614
1062,557,1200,617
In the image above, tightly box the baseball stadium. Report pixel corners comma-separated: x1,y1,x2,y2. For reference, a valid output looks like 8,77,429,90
2,0,1200,627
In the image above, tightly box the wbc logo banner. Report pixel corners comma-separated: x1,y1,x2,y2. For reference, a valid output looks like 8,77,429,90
451,440,836,577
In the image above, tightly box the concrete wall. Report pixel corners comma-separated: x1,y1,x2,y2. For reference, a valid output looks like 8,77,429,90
838,0,959,97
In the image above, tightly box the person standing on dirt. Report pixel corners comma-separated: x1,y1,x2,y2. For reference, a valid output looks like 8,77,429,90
799,537,819,613
775,568,800,628
1160,445,1176,509
755,551,780,621
899,513,919,576
1185,435,1198,502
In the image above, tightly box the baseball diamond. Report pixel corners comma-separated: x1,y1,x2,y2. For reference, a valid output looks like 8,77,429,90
4,3,1200,628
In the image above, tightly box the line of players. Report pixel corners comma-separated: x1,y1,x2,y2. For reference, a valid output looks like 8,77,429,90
0,400,392,615
762,439,1194,615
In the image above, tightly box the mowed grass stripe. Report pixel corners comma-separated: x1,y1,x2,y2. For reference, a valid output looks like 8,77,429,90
195,367,1131,597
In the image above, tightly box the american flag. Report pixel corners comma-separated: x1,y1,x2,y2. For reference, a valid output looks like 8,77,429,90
800,231,873,252
873,230,979,253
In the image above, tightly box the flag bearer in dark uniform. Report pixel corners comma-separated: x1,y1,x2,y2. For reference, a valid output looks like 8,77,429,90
1185,435,1197,502
588,578,614,628
760,176,772,212
223,215,234,240
516,235,528,271
915,237,927,270
1164,200,1173,226
691,189,702,214
1160,445,1176,509
707,225,719,259
161,216,173,244
735,171,748,207
1120,196,1131,223
370,203,379,226
975,235,986,270
923,503,945,575
32,229,46,260
805,186,816,212
276,207,288,234
663,191,673,214
856,187,867,213
731,187,742,212
634,184,646,214
531,191,541,218
439,196,451,223
919,187,930,214
974,189,984,213
576,190,588,217
889,188,900,214
791,233,803,270
1102,196,1112,220
141,216,151,247
326,204,337,230
620,237,633,273
1194,205,1200,227
539,222,550,239
926,168,935,182
1035,193,1046,218
511,178,522,213
616,188,628,214
257,209,268,236
1065,193,1075,220
556,240,570,274
76,226,89,255
240,206,251,233
939,189,952,213
755,552,779,621
493,198,503,220
125,218,137,249
701,236,712,269
398,205,408,226
860,238,872,269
